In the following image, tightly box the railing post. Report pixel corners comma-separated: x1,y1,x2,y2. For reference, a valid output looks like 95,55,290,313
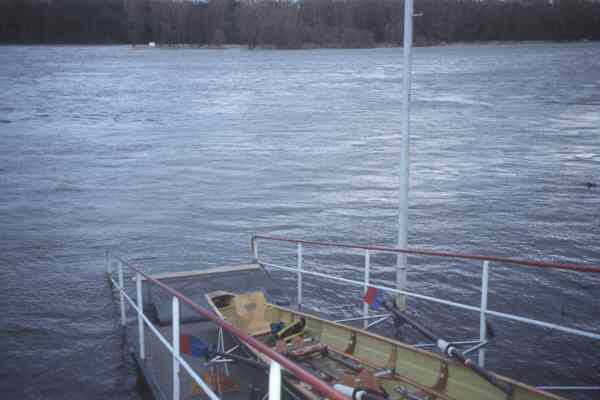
118,260,126,326
136,273,145,360
269,361,282,400
479,260,489,367
297,243,303,307
363,249,370,328
173,297,180,400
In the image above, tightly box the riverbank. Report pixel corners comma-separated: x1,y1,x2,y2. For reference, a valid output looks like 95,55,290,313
4,39,596,50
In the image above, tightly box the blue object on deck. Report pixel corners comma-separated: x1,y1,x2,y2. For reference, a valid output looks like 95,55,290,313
180,334,209,358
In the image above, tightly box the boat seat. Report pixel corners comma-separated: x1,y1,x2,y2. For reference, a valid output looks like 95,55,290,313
231,291,271,336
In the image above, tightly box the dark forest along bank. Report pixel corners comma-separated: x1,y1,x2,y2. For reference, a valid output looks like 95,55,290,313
2,0,600,48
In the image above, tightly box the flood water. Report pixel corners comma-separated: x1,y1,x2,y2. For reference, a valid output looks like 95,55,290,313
1,43,599,399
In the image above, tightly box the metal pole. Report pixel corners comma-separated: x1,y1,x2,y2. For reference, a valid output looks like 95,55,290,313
269,361,282,400
297,243,303,307
173,297,181,400
396,0,414,311
363,249,370,328
536,386,600,391
136,273,145,360
479,260,489,367
253,237,258,261
107,250,112,276
118,261,126,326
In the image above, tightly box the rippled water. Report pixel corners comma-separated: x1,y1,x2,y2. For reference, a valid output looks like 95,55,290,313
1,43,599,399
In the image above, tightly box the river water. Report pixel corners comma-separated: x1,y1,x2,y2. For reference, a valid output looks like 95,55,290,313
1,43,599,399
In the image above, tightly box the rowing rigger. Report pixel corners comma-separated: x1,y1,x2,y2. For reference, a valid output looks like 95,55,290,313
384,299,513,397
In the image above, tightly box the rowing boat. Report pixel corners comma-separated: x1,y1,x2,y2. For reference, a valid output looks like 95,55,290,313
205,290,563,400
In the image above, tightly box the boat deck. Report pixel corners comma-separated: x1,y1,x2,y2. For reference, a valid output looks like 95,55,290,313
128,321,268,400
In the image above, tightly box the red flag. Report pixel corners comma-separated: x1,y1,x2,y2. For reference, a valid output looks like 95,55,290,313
362,287,384,310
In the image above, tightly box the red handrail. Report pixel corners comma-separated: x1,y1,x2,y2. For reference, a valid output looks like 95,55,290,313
251,235,600,274
115,255,349,400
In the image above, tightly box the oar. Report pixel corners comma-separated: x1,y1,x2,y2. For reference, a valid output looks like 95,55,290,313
383,300,513,397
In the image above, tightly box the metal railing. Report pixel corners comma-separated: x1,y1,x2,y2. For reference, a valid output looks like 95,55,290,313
106,251,348,400
251,234,600,368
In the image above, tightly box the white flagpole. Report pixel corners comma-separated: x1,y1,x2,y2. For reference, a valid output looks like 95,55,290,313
397,0,414,310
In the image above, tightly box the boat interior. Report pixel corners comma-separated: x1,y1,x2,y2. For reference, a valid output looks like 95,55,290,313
203,288,560,400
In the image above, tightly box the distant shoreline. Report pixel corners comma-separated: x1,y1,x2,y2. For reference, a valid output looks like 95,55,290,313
1,39,597,49
3,0,599,52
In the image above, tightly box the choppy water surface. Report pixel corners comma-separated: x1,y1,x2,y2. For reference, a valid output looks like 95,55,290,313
1,44,599,399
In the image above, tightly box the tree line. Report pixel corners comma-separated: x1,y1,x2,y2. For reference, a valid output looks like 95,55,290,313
1,0,599,48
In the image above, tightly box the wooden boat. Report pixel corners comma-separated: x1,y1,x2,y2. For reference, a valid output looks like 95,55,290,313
206,290,563,400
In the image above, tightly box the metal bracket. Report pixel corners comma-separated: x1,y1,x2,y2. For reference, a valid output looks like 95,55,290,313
463,340,487,356
344,332,357,355
386,346,398,371
216,328,229,376
432,361,449,393
366,314,392,330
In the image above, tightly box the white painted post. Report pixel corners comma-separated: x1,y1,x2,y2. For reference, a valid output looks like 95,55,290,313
396,0,415,312
479,260,489,367
269,361,282,400
107,250,112,276
172,297,180,400
136,273,145,360
118,260,126,326
253,238,259,261
297,243,303,307
363,249,370,328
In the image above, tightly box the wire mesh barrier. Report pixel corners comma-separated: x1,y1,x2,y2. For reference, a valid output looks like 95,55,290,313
106,251,348,400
